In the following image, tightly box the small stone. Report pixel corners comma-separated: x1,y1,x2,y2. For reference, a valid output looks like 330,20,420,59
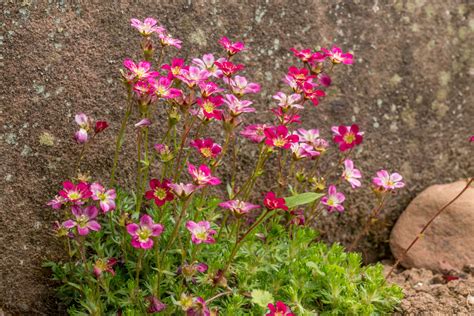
39,132,55,146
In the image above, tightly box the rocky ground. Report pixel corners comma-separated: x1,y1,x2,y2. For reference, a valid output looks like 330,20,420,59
386,263,474,315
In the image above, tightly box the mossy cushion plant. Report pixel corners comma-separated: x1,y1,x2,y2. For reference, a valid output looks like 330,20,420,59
45,17,403,315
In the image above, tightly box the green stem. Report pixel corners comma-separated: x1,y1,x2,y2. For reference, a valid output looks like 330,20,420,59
135,129,143,213
110,90,133,186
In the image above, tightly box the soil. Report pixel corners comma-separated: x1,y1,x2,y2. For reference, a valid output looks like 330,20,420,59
386,263,474,315
0,0,473,314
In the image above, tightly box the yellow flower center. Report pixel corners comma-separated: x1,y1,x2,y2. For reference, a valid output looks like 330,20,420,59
137,227,152,242
196,231,207,240
200,147,212,158
203,101,215,113
68,191,81,200
77,215,88,228
154,188,167,200
343,132,355,144
273,137,287,147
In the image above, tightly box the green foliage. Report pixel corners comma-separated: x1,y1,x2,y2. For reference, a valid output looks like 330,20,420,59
47,192,402,315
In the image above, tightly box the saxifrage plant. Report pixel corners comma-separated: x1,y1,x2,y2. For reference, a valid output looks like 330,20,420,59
45,17,404,315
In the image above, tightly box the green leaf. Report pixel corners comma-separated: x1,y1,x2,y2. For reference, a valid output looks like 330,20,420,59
284,192,324,208
251,289,274,308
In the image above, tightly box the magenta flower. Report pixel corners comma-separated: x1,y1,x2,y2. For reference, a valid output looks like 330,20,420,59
177,66,210,88
130,17,164,36
126,214,164,249
149,77,182,99
264,125,299,149
273,92,303,110
90,183,116,213
145,179,174,207
469,135,474,142
186,296,210,316
75,128,88,144
219,36,245,55
271,107,302,125
192,54,222,77
214,60,244,77
372,170,405,191
290,209,305,226
267,301,294,316
59,181,92,204
223,94,256,116
93,258,117,278
190,138,222,159
240,124,269,143
186,221,216,244
318,73,332,87
332,124,364,151
133,80,154,100
161,58,185,78
290,47,317,63
169,183,197,199
264,192,288,211
342,159,362,189
322,46,353,64
63,205,101,235
301,81,325,106
226,75,261,96
197,96,224,121
198,81,223,98
158,32,182,49
123,59,158,81
321,185,345,212
94,121,108,134
286,66,315,86
187,163,221,186
219,200,260,216
47,195,66,209
290,142,319,160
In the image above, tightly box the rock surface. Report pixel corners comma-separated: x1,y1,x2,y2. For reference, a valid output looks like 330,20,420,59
0,0,473,314
390,180,474,272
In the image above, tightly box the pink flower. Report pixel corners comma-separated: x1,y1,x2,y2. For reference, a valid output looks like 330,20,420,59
126,214,164,249
219,36,245,56
133,80,154,100
59,181,92,204
266,301,294,316
146,296,167,313
190,138,222,158
186,296,210,316
158,32,182,49
123,59,158,80
130,17,164,36
149,77,182,99
75,128,88,144
240,124,269,143
470,135,474,142
264,125,299,149
93,258,117,278
197,96,224,121
63,205,101,235
321,185,345,212
192,54,222,77
90,183,116,212
296,128,320,144
372,170,405,191
290,209,305,226
145,179,174,206
263,192,288,211
177,66,210,88
169,183,197,199
225,75,261,96
214,60,244,77
198,81,223,98
223,94,256,116
219,200,260,216
342,159,362,189
187,163,221,186
290,142,319,160
135,118,152,128
286,66,315,86
47,195,66,209
161,58,185,78
322,46,353,64
332,124,363,151
273,92,303,110
318,73,332,87
186,221,216,244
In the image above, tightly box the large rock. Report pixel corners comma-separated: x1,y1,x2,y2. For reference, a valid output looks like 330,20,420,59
390,180,474,272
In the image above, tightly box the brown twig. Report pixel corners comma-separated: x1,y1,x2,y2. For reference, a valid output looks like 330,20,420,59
386,177,473,279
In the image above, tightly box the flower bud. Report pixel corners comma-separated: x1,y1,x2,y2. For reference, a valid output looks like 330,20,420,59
94,121,109,134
